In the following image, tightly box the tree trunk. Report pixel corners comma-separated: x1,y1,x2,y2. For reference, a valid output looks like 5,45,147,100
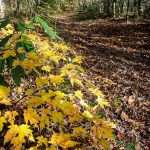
137,0,141,16
113,0,116,18
107,0,110,17
126,0,130,23
0,0,5,18
82,0,87,11
104,0,111,17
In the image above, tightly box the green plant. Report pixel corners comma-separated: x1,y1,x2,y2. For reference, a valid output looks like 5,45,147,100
97,109,106,118
113,97,122,107
0,16,60,86
125,142,135,150
60,80,71,90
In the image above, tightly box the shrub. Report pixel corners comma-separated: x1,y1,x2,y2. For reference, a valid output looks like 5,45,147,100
0,17,115,149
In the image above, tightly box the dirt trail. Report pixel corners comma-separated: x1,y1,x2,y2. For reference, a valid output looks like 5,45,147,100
57,15,150,148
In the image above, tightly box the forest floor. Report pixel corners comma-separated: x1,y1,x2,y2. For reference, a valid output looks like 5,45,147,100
57,14,150,149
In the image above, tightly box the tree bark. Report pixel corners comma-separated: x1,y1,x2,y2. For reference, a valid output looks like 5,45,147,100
113,0,116,18
126,0,130,23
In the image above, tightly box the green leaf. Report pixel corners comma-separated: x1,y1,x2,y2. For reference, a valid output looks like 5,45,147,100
6,56,15,69
15,21,25,33
17,52,26,61
16,41,24,49
34,16,61,40
97,110,106,118
16,39,35,52
0,19,9,29
11,65,25,86
25,22,35,30
0,34,13,47
0,59,5,73
0,75,9,87
16,41,26,61
24,40,35,52
125,142,135,150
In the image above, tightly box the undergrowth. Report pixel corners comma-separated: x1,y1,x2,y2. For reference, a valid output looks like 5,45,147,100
0,18,115,150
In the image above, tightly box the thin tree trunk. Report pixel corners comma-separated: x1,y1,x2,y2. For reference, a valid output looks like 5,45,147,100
107,0,110,17
113,0,116,19
126,0,130,23
137,0,141,16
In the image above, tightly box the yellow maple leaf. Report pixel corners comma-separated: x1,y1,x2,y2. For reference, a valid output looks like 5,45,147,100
4,111,18,125
51,55,61,63
88,87,104,98
5,24,14,34
39,108,51,130
4,125,18,145
35,77,49,87
54,91,66,101
70,78,83,87
25,96,44,108
4,124,34,150
28,146,37,150
17,87,23,93
0,98,12,105
92,123,114,140
17,47,24,53
0,85,10,99
82,111,93,119
99,138,111,149
24,108,39,127
36,136,48,147
79,100,91,110
63,140,79,149
96,96,109,109
6,24,13,30
0,112,6,131
3,50,16,59
49,75,64,85
72,56,83,64
74,90,83,99
46,145,57,150
51,112,63,123
49,133,70,145
53,42,69,51
49,133,79,149
59,101,73,111
26,34,38,41
42,65,53,72
26,89,34,96
13,59,21,68
72,127,88,138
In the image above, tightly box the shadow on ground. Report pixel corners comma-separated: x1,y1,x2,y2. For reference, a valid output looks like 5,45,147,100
58,16,150,148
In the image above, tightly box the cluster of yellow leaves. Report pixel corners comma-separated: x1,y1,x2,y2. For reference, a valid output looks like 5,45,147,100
3,50,16,58
0,24,115,150
49,133,79,149
0,85,11,105
0,24,14,35
4,124,34,150
13,52,43,72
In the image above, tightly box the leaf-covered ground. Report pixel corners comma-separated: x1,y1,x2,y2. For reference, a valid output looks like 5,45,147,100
57,15,150,149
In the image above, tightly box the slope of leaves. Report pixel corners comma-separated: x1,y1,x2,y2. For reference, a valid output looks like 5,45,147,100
0,22,115,149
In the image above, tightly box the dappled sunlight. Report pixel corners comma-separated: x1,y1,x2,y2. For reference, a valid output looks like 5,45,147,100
58,16,150,147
